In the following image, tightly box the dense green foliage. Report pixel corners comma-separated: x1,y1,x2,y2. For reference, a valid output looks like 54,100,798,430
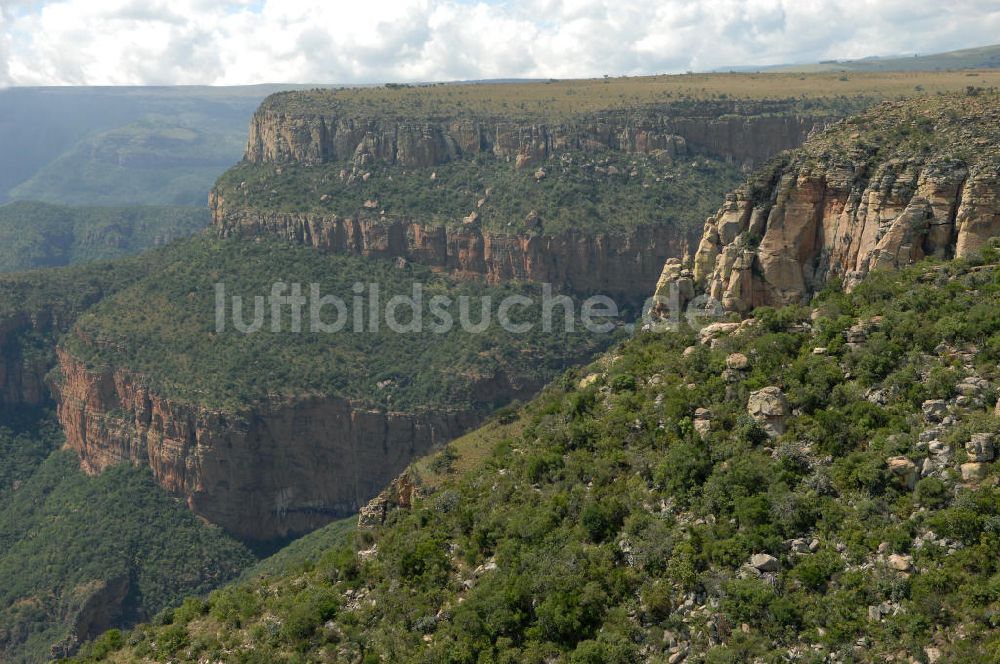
0,414,255,664
0,201,208,272
63,236,619,412
217,152,741,236
79,256,1000,662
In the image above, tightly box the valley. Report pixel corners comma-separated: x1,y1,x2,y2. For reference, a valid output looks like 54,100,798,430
0,64,999,663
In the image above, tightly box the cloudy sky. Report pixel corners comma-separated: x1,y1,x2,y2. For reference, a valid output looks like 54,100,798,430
0,0,998,86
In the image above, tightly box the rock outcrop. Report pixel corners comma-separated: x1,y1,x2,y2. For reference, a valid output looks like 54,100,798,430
211,193,685,300
52,349,531,541
245,98,823,169
657,93,1000,312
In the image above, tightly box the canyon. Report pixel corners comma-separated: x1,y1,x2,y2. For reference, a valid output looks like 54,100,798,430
53,349,491,540
47,92,866,542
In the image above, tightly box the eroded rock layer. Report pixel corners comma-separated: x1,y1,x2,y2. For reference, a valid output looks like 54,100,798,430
53,349,485,541
658,94,1000,311
211,193,685,299
245,100,822,168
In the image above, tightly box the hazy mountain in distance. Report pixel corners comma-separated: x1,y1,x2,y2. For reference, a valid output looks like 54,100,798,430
0,85,323,206
716,42,1000,73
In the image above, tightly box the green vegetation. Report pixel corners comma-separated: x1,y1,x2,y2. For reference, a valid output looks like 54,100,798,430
217,152,741,235
796,90,1000,169
77,255,1000,662
62,236,620,412
0,412,255,664
0,201,208,272
261,70,1000,120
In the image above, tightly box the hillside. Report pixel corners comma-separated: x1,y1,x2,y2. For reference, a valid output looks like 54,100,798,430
763,43,1000,73
0,201,208,272
73,253,1000,663
54,235,621,540
0,409,255,664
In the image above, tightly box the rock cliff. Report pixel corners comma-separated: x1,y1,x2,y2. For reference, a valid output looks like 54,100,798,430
211,192,685,300
53,349,490,541
245,98,822,169
656,92,1000,311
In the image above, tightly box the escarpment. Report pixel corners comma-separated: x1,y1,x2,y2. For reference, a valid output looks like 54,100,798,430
656,92,1000,312
211,192,685,300
52,349,489,541
51,238,611,541
245,99,822,168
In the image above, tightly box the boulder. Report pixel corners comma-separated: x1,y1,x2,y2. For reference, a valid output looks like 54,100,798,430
922,399,948,422
887,553,913,572
747,387,789,438
961,462,989,483
887,456,918,490
750,553,779,572
726,353,750,370
966,433,995,462
698,322,740,346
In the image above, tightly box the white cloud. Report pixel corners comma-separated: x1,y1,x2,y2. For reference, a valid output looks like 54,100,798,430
0,0,998,86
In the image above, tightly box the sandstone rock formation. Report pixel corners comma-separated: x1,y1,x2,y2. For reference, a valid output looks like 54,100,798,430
245,97,822,169
211,192,685,300
657,93,1000,312
747,386,789,438
52,349,484,541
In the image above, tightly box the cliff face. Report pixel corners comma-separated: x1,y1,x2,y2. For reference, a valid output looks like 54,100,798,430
53,349,529,541
656,94,1000,311
245,101,821,169
0,314,51,406
211,193,684,300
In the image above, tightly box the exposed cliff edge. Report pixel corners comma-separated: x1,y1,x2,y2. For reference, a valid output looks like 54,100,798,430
245,101,821,168
50,239,608,541
0,259,153,409
655,92,1000,312
211,192,685,300
53,348,486,541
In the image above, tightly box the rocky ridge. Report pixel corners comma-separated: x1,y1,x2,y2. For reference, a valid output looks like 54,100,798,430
655,91,1000,312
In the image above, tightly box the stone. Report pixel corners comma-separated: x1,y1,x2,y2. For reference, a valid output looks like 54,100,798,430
747,387,789,438
463,211,479,225
922,399,948,422
961,462,989,482
887,456,918,490
698,321,740,345
887,553,913,572
966,433,995,462
362,199,379,209
726,352,750,370
925,646,942,664
750,553,779,572
533,168,546,181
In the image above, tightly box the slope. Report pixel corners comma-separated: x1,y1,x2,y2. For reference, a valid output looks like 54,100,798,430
72,253,1000,663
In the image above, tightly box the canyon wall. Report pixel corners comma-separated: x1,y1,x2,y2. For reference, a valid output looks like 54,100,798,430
245,101,823,168
655,97,1000,312
53,349,539,541
0,314,52,406
211,193,685,300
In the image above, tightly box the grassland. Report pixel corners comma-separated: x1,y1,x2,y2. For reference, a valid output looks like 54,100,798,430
264,70,1000,120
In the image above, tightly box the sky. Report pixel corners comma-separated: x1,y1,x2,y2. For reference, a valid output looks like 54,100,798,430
0,0,998,87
